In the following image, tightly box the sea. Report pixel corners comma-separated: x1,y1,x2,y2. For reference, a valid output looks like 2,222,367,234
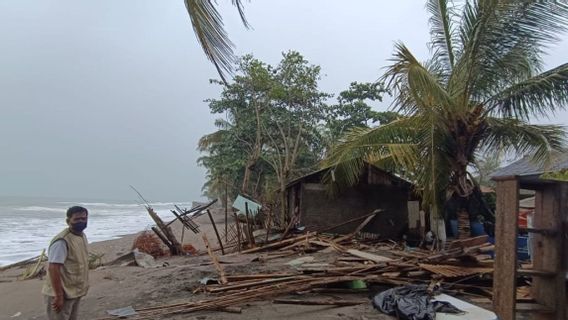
0,197,194,267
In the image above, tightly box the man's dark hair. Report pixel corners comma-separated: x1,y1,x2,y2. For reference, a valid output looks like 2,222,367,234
66,206,88,218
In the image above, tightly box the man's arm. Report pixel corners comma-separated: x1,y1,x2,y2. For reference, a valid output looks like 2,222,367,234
47,239,68,312
48,263,65,312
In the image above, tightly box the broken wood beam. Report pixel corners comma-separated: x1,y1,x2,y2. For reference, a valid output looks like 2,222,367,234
207,209,225,255
147,207,183,255
240,232,317,254
334,210,381,242
202,234,227,285
317,210,382,233
151,226,175,253
280,214,298,241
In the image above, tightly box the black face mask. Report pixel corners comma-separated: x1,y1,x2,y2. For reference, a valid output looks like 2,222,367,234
70,222,87,233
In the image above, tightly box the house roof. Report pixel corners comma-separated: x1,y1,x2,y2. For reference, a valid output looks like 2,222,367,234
491,153,568,178
286,162,413,189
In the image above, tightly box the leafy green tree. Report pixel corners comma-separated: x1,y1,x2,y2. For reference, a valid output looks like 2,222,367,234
325,1,568,225
325,82,394,145
261,51,331,220
199,52,331,217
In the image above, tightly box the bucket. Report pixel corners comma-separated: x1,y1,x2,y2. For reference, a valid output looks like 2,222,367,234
470,222,486,236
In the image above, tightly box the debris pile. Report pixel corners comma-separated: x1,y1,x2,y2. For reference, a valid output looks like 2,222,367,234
99,223,500,319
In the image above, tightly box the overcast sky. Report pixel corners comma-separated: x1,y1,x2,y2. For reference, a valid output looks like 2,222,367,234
1,1,568,202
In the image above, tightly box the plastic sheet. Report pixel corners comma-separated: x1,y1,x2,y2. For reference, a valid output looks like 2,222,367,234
372,285,463,320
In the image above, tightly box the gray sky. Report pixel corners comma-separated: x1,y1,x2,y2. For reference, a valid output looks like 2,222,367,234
1,1,568,201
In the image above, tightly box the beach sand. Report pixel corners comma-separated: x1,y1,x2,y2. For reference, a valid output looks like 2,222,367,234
0,210,387,320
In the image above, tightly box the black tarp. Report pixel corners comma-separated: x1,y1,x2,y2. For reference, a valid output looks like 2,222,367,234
372,285,463,320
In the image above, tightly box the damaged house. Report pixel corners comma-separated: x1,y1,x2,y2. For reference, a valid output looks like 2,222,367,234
285,162,419,239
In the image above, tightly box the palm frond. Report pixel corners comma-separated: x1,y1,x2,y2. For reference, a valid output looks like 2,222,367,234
197,129,227,151
322,119,419,188
184,0,250,82
486,63,568,120
456,1,568,99
231,0,251,28
427,0,458,70
384,43,454,115
482,117,566,162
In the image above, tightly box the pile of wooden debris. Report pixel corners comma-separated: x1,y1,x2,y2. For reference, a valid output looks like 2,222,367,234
98,223,507,319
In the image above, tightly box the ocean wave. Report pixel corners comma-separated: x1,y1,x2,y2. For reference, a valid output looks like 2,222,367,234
15,206,66,213
78,202,141,208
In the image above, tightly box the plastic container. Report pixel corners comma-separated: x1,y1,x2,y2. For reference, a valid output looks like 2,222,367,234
470,222,486,236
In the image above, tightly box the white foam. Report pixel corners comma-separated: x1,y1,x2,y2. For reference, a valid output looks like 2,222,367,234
15,206,66,213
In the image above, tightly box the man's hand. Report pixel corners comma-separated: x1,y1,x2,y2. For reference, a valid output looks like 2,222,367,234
52,295,64,313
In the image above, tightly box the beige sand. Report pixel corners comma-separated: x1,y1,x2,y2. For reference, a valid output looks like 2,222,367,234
0,210,389,320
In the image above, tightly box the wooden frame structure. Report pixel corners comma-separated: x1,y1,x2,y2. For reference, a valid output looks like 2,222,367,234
492,164,568,319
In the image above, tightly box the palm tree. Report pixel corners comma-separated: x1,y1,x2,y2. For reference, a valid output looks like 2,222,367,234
184,0,250,82
325,0,568,223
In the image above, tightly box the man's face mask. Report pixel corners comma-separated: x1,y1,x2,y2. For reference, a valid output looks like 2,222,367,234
71,221,88,232
68,212,88,233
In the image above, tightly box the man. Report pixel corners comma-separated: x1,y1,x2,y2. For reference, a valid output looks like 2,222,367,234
42,206,90,320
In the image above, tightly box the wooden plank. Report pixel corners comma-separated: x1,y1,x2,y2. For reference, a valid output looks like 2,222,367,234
240,232,316,254
202,234,227,284
449,235,490,249
517,269,556,277
273,299,368,306
516,303,555,313
345,249,393,263
493,178,519,320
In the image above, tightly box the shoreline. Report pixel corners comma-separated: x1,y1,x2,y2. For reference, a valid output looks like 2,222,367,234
0,211,229,319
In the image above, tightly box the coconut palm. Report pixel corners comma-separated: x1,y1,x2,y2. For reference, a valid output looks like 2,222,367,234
184,0,250,82
325,0,568,220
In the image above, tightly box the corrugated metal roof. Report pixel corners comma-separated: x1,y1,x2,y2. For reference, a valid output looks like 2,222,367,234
491,153,568,178
519,196,535,209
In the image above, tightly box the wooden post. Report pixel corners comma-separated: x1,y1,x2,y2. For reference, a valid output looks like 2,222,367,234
225,182,228,243
245,203,255,247
264,211,273,244
493,178,519,320
207,209,225,255
532,184,566,320
233,211,242,253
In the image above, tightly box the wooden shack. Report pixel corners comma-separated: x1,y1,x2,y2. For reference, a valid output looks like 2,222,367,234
285,162,417,239
491,155,568,320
